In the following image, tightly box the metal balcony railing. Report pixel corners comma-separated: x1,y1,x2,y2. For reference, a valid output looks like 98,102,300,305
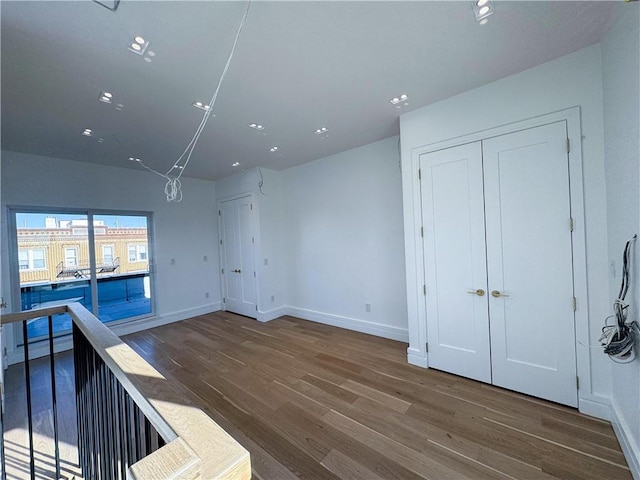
56,258,120,279
0,303,251,479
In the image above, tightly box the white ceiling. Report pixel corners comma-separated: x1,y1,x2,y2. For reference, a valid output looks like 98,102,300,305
1,1,614,181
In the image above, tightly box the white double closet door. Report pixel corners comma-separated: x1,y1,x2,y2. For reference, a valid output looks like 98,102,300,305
420,121,578,407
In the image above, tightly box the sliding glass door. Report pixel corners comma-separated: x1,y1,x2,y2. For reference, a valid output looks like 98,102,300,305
12,209,154,341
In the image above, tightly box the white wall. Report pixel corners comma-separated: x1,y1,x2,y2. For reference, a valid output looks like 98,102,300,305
1,151,221,360
283,136,408,341
214,138,408,340
602,3,640,475
400,45,611,412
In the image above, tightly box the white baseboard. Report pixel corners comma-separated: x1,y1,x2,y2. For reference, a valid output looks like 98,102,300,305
257,305,287,323
111,302,221,337
610,399,640,480
407,347,428,368
7,336,74,365
578,395,612,421
6,302,222,365
286,306,409,342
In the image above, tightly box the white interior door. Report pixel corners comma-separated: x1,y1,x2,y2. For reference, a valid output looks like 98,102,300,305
219,196,257,318
483,121,577,407
420,142,492,383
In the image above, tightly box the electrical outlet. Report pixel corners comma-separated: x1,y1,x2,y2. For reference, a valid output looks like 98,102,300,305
365,303,371,313
610,260,616,278
271,295,275,302
170,258,176,265
203,255,208,262
205,292,210,299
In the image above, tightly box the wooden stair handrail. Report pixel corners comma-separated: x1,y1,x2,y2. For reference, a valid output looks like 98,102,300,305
2,303,251,479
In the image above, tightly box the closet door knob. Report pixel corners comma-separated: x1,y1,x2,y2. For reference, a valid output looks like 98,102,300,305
467,289,485,297
491,290,509,298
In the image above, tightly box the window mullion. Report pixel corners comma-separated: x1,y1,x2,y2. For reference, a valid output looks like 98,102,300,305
87,212,99,316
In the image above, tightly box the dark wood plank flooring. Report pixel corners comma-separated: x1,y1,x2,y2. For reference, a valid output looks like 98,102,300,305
123,312,631,480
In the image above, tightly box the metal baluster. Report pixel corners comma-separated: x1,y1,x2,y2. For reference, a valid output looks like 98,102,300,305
127,394,136,464
75,327,90,478
117,382,128,479
77,329,88,476
98,358,108,479
105,370,116,479
133,402,142,461
144,417,153,456
1,387,6,480
48,316,61,479
22,320,35,480
87,342,100,479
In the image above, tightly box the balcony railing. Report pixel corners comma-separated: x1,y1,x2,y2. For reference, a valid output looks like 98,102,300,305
0,303,251,479
56,258,120,279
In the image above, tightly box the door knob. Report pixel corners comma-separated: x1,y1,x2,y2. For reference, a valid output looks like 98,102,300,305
491,290,509,298
467,289,485,297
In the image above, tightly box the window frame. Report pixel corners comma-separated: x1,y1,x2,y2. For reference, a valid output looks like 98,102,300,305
8,206,156,346
102,244,115,264
64,247,78,268
17,248,47,271
127,243,149,263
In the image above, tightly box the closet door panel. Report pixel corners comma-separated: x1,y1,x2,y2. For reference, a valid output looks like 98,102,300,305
420,142,491,383
483,121,577,407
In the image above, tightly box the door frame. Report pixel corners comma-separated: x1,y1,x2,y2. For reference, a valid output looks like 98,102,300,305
217,193,259,317
407,107,593,409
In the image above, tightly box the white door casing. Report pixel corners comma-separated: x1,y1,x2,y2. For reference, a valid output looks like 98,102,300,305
483,121,577,407
219,196,257,318
420,142,492,383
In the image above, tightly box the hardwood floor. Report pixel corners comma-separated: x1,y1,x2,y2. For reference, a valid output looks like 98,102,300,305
3,351,81,480
3,311,632,479
124,312,631,480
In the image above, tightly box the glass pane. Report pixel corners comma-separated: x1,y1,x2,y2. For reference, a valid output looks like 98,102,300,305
18,251,28,269
103,245,114,264
16,212,92,340
93,214,152,323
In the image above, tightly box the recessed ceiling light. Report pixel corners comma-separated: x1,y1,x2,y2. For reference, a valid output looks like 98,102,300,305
82,128,93,136
473,0,494,22
128,35,149,55
479,18,488,25
314,127,329,134
249,123,265,131
232,162,240,167
270,146,278,152
99,91,113,103
390,94,409,105
128,157,141,162
192,101,212,112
